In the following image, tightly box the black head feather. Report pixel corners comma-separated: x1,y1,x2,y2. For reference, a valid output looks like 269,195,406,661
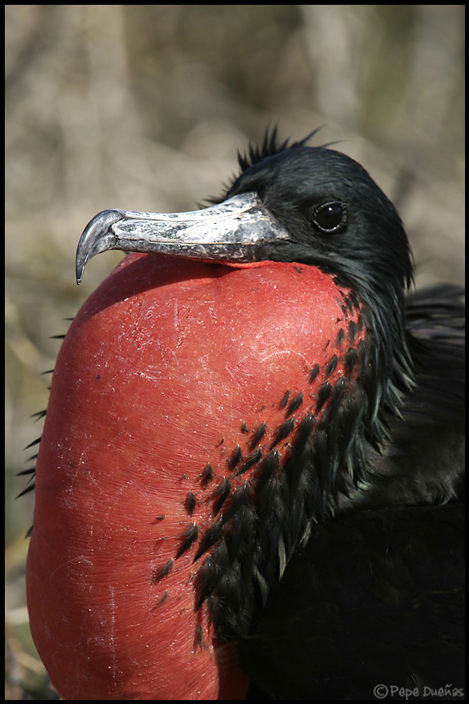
237,125,322,173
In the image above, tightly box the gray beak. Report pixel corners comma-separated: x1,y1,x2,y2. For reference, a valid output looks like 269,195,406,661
75,193,291,284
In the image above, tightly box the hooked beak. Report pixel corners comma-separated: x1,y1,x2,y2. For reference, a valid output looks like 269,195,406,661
75,193,291,284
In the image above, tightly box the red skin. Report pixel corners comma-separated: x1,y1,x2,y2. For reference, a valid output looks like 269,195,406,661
26,253,362,700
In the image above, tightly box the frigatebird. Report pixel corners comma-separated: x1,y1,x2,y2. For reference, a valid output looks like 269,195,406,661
26,129,464,700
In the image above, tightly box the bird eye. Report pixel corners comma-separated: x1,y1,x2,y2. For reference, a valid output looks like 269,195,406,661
312,201,347,233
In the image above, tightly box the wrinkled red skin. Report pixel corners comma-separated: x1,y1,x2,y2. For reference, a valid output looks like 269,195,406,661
26,253,361,700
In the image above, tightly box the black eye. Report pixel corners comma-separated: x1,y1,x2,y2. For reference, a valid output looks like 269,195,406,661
312,201,347,233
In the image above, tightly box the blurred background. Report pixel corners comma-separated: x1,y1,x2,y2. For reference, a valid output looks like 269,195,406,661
5,5,465,699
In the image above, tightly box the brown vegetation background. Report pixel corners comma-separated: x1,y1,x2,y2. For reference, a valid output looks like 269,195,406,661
5,5,464,699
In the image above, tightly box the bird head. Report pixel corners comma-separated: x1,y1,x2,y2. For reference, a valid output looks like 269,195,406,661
226,135,413,296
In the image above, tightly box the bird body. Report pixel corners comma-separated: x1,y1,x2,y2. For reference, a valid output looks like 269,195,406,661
26,130,464,699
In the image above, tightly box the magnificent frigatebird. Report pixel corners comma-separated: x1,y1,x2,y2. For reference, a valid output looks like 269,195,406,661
26,129,464,700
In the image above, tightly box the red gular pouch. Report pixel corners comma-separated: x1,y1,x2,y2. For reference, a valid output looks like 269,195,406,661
26,251,365,700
